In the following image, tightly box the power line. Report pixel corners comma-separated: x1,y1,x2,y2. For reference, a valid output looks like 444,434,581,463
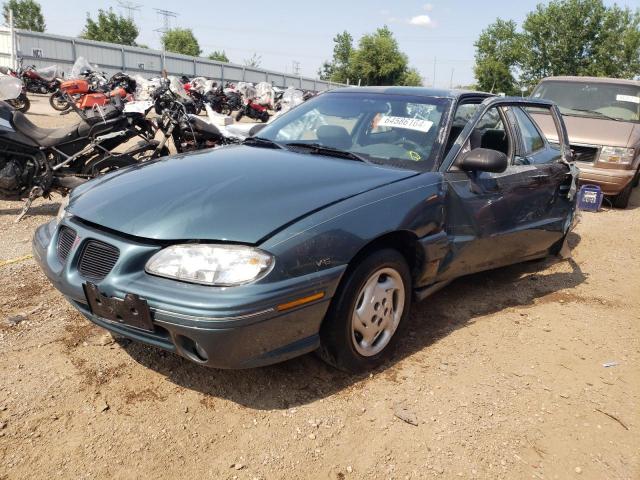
154,8,178,34
117,1,142,20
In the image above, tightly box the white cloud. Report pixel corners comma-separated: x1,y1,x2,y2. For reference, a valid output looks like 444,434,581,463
423,3,434,11
409,14,434,27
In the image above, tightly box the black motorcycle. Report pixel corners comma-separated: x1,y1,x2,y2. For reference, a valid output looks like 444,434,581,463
204,87,235,115
149,80,240,156
0,94,157,219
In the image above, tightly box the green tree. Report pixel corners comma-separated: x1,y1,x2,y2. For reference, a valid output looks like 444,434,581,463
350,27,412,86
321,31,353,83
81,8,138,46
3,0,45,31
522,0,640,81
320,27,423,86
474,0,640,92
401,67,423,86
473,19,522,94
161,28,201,56
208,50,229,62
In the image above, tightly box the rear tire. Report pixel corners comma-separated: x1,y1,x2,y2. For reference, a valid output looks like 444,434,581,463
612,181,633,209
318,249,412,373
235,111,244,122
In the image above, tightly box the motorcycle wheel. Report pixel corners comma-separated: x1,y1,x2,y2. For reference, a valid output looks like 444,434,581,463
261,112,270,123
221,104,232,116
235,111,244,122
81,156,137,176
49,91,71,111
123,140,171,162
10,95,30,113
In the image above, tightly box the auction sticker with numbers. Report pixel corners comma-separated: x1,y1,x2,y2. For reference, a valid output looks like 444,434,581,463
377,116,434,133
616,94,640,104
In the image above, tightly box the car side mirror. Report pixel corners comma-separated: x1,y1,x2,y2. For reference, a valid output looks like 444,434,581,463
459,147,508,173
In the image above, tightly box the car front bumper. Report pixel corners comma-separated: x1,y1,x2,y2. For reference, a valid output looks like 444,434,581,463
33,217,346,369
577,164,635,196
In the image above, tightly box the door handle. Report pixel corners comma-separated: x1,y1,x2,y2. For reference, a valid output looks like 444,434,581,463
531,174,548,181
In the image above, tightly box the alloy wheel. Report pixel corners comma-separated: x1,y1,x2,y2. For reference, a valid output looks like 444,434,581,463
350,267,405,357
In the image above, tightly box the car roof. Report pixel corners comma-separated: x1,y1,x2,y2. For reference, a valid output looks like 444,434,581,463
328,86,493,99
539,76,640,87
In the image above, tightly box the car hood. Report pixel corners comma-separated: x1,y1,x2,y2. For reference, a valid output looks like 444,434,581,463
531,113,638,148
69,145,417,243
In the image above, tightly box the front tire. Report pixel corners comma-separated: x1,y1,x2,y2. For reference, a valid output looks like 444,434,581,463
318,249,412,373
49,91,70,111
612,181,633,209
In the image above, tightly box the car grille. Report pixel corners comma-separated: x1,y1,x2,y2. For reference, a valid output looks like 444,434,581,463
571,144,599,163
56,226,77,263
77,240,120,281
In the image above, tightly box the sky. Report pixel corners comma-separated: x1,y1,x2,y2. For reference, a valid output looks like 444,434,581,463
35,0,640,87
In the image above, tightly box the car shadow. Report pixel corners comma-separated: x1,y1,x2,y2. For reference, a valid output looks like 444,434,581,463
118,233,586,410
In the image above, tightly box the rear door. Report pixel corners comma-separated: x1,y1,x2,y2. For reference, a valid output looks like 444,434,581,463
508,105,575,252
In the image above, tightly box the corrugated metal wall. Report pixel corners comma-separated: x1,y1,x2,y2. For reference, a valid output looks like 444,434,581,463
0,28,342,91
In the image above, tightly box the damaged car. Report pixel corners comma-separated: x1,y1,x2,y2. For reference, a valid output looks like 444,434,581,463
33,87,578,372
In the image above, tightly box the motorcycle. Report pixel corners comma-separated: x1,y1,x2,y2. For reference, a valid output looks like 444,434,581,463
17,60,62,94
235,98,270,122
49,57,110,112
148,76,240,156
0,76,158,219
0,67,31,113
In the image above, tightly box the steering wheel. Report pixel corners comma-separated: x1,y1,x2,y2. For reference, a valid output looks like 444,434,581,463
393,138,425,160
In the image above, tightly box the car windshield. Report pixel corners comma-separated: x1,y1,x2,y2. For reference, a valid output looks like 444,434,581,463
532,81,640,122
257,92,452,171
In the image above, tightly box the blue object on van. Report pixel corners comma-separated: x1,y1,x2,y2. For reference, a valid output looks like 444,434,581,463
578,184,603,212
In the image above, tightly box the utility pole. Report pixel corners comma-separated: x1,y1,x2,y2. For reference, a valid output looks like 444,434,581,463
154,8,178,34
8,9,16,69
291,60,300,76
117,1,142,20
432,57,437,88
449,68,454,89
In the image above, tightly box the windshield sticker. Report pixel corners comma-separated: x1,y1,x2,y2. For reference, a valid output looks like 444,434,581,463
616,94,640,104
377,115,433,133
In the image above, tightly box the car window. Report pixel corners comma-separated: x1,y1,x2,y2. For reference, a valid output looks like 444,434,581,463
259,92,453,171
444,102,481,156
513,107,545,154
452,106,511,170
532,81,640,122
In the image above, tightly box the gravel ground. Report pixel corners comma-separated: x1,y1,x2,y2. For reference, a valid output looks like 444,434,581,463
0,97,638,480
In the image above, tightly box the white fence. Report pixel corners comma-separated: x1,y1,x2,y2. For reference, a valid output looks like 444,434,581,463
0,28,341,91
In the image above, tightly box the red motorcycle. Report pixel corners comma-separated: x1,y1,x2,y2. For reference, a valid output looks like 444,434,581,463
57,72,135,112
18,62,61,94
235,98,270,122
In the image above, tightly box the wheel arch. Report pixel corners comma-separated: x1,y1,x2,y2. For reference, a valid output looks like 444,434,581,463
343,230,425,288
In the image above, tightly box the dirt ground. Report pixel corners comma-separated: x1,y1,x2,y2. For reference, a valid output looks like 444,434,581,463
0,97,638,480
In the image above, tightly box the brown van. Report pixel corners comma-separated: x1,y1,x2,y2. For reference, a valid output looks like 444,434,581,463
530,76,639,208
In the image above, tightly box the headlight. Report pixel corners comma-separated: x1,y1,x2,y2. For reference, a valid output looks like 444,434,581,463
56,196,70,224
599,146,635,165
145,244,274,286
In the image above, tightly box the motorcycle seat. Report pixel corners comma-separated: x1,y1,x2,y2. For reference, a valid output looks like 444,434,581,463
188,116,222,139
12,111,82,147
